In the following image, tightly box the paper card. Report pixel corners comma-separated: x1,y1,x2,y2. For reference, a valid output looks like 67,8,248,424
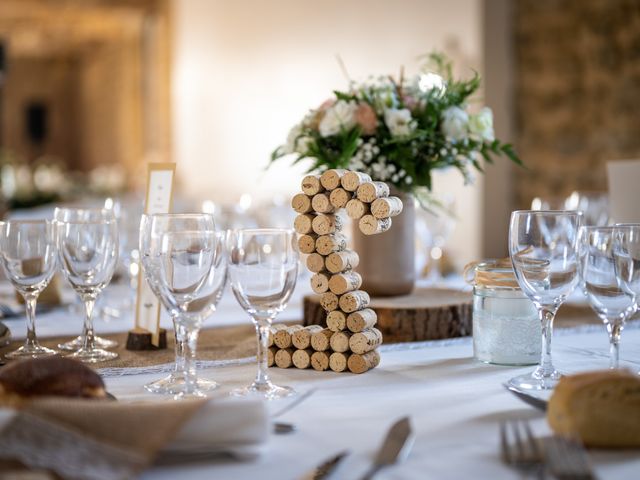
607,159,640,224
135,162,175,346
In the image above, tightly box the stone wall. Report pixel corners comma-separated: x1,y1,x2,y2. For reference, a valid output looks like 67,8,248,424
513,0,640,207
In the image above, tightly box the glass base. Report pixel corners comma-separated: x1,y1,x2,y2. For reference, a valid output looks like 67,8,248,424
58,335,118,351
144,373,220,396
508,369,562,391
6,343,58,359
67,347,118,363
231,382,295,400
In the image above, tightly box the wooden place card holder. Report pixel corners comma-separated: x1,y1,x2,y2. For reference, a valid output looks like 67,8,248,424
270,169,403,374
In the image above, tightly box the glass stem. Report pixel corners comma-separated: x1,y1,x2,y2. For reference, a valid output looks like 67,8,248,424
538,306,557,377
175,321,199,394
23,293,39,348
254,318,272,387
82,295,97,351
607,322,623,369
172,317,186,376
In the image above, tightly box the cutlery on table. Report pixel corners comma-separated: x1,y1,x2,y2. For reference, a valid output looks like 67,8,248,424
299,450,350,480
500,419,545,479
545,435,596,480
360,416,415,480
272,388,318,435
503,383,548,411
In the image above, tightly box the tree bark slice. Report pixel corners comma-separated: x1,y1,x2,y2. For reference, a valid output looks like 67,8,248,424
303,288,472,343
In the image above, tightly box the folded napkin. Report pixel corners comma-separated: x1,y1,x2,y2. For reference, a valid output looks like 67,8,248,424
0,397,268,480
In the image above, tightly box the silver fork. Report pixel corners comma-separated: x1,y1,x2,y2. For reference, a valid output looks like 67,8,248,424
500,420,546,479
545,435,597,480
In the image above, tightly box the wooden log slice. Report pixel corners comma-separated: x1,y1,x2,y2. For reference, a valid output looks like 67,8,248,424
303,288,472,343
126,328,167,350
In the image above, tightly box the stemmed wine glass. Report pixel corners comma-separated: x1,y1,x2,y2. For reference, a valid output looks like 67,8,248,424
141,218,227,395
139,213,218,398
55,207,119,352
578,226,635,369
55,208,119,362
0,220,58,358
509,210,582,390
227,228,298,399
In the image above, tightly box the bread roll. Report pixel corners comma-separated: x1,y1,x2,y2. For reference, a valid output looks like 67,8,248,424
547,370,640,448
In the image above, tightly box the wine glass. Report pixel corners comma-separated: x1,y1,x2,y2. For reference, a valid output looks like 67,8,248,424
55,208,119,362
0,220,58,358
141,219,227,395
227,228,298,399
509,210,582,390
578,226,635,369
139,213,217,398
55,207,119,352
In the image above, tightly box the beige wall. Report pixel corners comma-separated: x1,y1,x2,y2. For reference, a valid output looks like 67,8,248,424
171,0,484,265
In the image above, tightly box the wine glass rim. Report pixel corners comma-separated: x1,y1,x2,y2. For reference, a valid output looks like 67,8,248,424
0,219,51,225
512,209,583,215
143,213,214,218
231,228,295,235
54,218,117,225
579,225,615,231
613,223,640,227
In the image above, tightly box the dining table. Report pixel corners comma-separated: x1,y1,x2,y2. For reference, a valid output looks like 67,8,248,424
2,279,640,479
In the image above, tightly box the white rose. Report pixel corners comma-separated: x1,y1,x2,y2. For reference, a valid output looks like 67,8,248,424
468,107,495,142
441,106,469,141
284,124,312,154
318,100,357,137
384,108,415,137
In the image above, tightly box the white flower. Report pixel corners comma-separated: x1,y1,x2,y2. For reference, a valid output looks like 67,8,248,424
285,124,312,154
319,101,357,137
468,107,495,143
441,106,469,141
384,108,415,137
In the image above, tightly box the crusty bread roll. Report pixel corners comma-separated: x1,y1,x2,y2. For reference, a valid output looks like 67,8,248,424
0,357,107,405
547,370,640,448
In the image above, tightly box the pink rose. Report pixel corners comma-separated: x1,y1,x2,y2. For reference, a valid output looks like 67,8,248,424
354,103,378,135
318,98,336,111
403,95,419,111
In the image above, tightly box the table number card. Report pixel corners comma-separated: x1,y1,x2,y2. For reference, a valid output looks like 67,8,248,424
134,162,175,347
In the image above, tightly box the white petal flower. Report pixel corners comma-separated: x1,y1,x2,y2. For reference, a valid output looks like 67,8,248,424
285,123,311,154
468,107,495,143
318,100,358,137
441,106,469,141
384,108,416,137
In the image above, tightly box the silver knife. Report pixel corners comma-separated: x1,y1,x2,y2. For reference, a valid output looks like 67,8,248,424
360,416,415,480
299,450,350,480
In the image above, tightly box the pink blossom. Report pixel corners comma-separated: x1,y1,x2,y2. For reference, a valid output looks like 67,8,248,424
354,103,378,135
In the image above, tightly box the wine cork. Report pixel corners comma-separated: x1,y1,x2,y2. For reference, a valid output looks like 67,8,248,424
268,346,277,367
348,350,381,374
291,193,313,214
311,351,330,371
329,188,351,209
339,290,370,313
310,328,333,351
329,271,362,295
341,171,372,192
320,292,339,312
292,325,324,350
298,234,317,254
356,181,390,203
312,214,342,235
306,253,326,273
347,308,378,332
329,352,349,372
310,272,330,294
326,310,347,332
294,214,315,234
268,324,288,347
359,215,392,235
346,199,369,219
311,193,335,214
301,174,323,196
326,250,359,273
320,168,348,190
349,328,383,354
371,196,403,219
275,348,295,368
292,348,314,369
316,233,348,256
274,325,304,349
330,331,352,353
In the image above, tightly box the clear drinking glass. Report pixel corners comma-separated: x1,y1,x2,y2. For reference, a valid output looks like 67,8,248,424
55,208,119,362
139,213,218,399
141,219,227,395
0,220,58,358
227,228,298,399
509,210,582,390
579,226,634,369
56,207,119,351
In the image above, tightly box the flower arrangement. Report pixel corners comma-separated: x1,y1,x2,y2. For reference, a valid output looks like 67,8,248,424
271,53,520,201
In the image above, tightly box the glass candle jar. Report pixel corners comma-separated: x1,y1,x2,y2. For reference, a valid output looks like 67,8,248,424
469,260,541,365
